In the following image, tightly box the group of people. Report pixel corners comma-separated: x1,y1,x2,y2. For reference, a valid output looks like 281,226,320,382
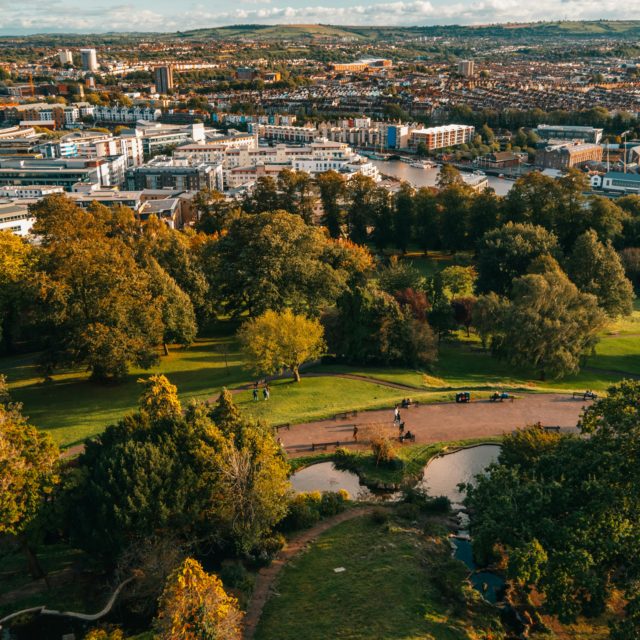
252,381,270,401
394,406,414,441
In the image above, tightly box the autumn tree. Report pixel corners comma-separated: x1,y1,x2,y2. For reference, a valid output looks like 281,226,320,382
0,380,59,579
155,558,242,640
451,297,476,336
0,230,34,352
238,309,325,382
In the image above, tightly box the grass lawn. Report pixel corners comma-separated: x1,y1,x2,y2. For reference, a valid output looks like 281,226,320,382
255,515,501,640
237,375,441,427
0,335,249,447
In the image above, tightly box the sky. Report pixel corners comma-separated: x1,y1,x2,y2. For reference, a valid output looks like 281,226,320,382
0,0,636,36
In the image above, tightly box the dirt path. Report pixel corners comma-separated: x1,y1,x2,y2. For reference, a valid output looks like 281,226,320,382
279,393,590,455
243,507,377,640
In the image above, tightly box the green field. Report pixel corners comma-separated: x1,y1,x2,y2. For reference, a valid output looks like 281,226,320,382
255,514,501,640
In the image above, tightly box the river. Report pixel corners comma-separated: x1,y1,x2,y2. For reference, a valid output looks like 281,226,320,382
371,159,514,196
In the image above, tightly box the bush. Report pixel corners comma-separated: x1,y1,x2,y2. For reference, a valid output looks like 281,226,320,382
319,489,349,517
396,503,421,521
370,434,397,466
280,491,348,532
402,487,451,514
249,533,286,566
371,507,390,525
219,561,254,593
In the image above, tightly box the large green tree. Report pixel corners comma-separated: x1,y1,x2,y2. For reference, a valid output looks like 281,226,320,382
567,230,634,318
490,257,605,378
316,170,346,238
204,211,371,317
476,222,560,295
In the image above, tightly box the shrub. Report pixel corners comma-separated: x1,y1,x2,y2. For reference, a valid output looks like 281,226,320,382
402,487,451,513
396,503,421,521
219,561,254,593
319,490,349,517
370,433,397,466
249,533,286,566
371,507,390,525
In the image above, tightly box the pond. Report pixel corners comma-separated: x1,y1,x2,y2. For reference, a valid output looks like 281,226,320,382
289,462,375,500
418,444,501,503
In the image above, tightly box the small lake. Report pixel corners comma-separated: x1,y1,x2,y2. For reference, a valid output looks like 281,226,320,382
419,444,501,503
290,462,375,500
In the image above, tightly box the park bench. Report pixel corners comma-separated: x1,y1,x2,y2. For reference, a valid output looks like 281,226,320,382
490,392,514,403
572,391,598,401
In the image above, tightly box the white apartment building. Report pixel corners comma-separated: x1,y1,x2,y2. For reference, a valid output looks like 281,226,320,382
0,186,64,199
59,50,73,65
0,200,36,236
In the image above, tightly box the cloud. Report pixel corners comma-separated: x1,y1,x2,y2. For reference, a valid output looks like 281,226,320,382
0,0,635,35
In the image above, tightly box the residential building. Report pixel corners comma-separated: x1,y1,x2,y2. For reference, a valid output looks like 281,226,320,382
59,50,73,65
80,48,98,72
93,105,162,123
458,60,475,77
126,157,222,191
0,185,64,198
135,122,206,157
409,125,475,151
475,151,525,169
154,66,174,95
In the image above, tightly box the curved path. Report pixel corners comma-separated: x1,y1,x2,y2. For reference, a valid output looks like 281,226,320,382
243,507,377,640
279,393,590,455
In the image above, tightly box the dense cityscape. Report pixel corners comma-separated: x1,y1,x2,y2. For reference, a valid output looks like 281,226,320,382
1,17,640,640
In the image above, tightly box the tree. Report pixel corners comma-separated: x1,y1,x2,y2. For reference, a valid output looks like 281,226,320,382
193,188,238,234
0,231,34,352
67,376,290,562
325,283,437,367
492,258,605,378
476,222,560,295
30,196,169,382
441,265,476,298
467,382,640,632
155,558,242,640
414,187,439,252
238,309,325,382
451,297,476,336
345,173,377,244
567,230,634,317
620,247,640,291
316,170,346,238
436,163,463,189
0,382,59,580
242,176,280,213
469,188,502,240
204,211,370,318
472,292,507,350
378,257,425,296
393,182,415,253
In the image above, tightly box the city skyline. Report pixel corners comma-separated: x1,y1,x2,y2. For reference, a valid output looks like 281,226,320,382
0,1,638,36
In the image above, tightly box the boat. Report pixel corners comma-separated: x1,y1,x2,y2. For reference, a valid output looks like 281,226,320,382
410,160,436,169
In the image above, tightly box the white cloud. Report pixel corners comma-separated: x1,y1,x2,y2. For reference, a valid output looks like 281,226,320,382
0,0,636,34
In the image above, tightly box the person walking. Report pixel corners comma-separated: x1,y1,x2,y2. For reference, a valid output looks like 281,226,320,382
398,421,405,438
353,425,359,442
252,387,259,401
394,406,401,425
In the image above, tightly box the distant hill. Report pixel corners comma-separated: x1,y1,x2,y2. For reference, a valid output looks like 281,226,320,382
3,21,640,43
